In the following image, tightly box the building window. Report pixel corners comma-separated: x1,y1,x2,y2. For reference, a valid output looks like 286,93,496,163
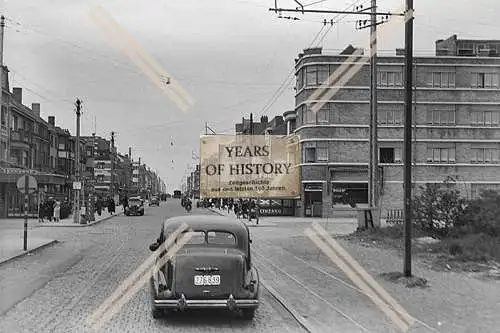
427,72,456,88
317,106,329,123
471,184,500,199
427,146,456,163
379,147,402,163
471,72,499,88
471,111,500,126
297,69,304,91
378,71,402,87
428,109,456,125
471,147,500,163
304,147,316,163
379,110,402,125
317,65,329,85
306,65,318,86
317,142,328,161
303,105,316,124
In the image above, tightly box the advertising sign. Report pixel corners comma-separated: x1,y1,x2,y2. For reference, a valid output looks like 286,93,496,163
200,135,300,198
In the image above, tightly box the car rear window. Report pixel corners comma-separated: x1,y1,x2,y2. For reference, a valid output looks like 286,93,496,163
129,199,141,204
207,231,236,245
178,231,205,245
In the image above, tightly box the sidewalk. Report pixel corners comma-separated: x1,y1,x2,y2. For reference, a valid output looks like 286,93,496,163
0,206,124,265
208,207,358,234
37,206,124,228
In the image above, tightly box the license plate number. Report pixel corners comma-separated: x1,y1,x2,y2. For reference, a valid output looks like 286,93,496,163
194,275,220,286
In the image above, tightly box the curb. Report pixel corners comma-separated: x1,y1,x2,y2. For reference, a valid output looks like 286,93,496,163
0,240,59,266
38,212,124,228
261,279,314,333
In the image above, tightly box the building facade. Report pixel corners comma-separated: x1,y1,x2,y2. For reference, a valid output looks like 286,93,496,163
289,36,500,218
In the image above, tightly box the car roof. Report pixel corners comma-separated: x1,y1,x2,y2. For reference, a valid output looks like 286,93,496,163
163,214,248,236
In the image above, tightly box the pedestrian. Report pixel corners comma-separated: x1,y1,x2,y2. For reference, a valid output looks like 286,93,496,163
108,197,116,215
53,200,61,222
96,197,103,216
122,195,128,211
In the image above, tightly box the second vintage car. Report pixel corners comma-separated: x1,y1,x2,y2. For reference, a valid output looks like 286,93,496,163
125,197,145,216
150,196,160,206
148,215,259,319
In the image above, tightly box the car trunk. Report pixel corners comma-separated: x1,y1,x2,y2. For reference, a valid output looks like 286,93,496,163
172,248,245,299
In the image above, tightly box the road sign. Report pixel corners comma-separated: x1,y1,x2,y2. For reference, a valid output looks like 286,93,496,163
17,175,37,194
73,181,82,190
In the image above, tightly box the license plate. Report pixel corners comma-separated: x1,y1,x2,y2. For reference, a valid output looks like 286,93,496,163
194,275,221,286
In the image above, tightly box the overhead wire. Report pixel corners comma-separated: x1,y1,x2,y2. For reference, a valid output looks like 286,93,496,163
258,0,371,117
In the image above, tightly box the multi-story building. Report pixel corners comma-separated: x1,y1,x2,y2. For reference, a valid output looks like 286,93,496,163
288,35,500,218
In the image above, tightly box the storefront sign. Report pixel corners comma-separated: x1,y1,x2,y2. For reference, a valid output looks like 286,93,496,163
259,208,283,216
200,135,300,198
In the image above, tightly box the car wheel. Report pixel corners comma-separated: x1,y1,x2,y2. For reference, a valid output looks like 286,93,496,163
151,306,164,319
241,308,256,320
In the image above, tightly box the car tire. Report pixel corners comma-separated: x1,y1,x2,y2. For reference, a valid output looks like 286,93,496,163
151,307,164,319
241,308,256,320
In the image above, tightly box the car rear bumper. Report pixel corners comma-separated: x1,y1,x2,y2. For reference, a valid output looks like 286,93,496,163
154,294,258,310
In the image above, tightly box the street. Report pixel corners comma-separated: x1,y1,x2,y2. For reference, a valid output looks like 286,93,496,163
1,201,500,333
0,202,304,333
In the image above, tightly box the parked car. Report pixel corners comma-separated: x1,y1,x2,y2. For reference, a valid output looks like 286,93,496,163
148,215,259,319
150,196,160,206
125,197,145,216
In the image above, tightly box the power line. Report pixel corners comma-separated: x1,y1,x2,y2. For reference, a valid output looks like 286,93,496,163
258,0,370,117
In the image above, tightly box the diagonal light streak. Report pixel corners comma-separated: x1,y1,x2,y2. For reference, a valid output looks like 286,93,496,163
308,6,406,114
86,222,190,330
89,6,194,112
311,222,415,325
305,227,411,332
90,232,193,332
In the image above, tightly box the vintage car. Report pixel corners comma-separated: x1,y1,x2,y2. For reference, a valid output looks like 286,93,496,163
148,215,259,319
150,196,160,206
125,197,145,216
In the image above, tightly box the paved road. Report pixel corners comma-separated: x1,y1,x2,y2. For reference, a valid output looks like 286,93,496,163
0,201,304,333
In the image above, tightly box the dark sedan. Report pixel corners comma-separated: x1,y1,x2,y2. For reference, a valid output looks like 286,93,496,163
125,197,145,216
148,215,259,319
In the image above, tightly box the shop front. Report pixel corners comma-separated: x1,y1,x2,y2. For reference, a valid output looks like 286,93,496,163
257,198,295,216
0,168,68,218
303,182,324,217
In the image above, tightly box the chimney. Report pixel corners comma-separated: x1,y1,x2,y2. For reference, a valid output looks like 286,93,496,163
48,116,55,126
32,103,41,118
12,87,22,104
129,147,132,159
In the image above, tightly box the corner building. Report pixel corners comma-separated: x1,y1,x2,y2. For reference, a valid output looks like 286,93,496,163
290,35,500,218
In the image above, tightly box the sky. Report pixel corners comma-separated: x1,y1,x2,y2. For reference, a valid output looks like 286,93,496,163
1,0,499,192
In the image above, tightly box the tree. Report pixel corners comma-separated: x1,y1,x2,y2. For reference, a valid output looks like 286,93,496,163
412,182,466,238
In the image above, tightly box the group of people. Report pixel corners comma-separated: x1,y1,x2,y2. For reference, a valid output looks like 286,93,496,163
202,198,259,223
94,196,116,216
39,197,68,222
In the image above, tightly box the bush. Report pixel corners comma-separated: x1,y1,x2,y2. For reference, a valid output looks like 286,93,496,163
443,233,500,262
412,183,467,238
455,190,500,237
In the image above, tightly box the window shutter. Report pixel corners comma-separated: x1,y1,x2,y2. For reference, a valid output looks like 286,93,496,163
493,73,499,88
427,147,433,162
449,72,456,87
471,73,477,88
426,72,433,87
394,110,403,124
394,148,402,162
427,110,433,124
449,147,456,163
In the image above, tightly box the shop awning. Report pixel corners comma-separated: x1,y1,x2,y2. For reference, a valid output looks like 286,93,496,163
0,167,67,185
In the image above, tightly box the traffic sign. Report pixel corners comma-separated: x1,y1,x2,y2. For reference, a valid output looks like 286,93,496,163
17,175,37,194
73,181,82,190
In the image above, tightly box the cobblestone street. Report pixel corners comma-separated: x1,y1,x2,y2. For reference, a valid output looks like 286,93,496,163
0,201,304,333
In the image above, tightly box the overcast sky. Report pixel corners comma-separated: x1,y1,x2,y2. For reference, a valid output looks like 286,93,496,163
1,0,499,191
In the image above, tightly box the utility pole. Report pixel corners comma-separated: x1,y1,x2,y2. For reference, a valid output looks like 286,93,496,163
369,0,379,223
110,131,115,199
73,99,82,224
0,16,5,164
403,0,414,277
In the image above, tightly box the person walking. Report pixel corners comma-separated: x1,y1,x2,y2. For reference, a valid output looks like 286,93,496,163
96,197,103,216
108,197,116,215
53,200,61,222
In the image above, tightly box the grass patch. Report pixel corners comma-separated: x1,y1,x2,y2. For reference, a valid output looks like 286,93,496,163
431,233,500,263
